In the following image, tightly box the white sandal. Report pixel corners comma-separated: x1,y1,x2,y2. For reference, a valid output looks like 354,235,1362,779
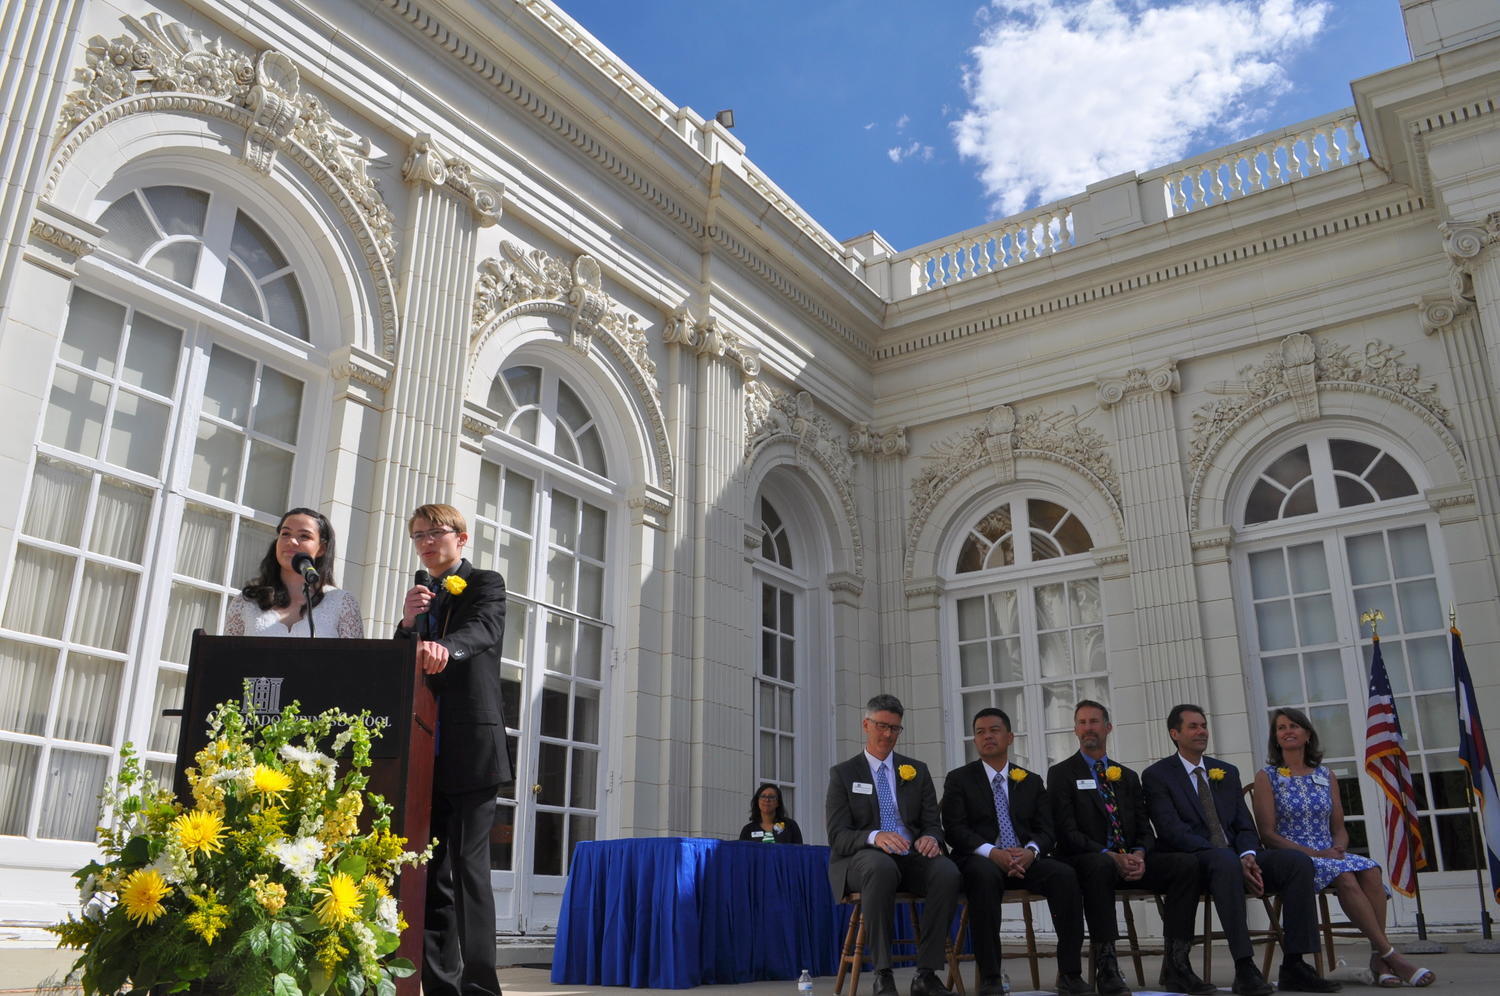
1382,949,1434,988
1370,950,1400,988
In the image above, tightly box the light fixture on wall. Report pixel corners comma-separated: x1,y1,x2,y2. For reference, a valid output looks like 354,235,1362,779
715,109,735,129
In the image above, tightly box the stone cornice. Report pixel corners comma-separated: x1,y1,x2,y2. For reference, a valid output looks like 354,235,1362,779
1403,95,1499,207
876,194,1427,361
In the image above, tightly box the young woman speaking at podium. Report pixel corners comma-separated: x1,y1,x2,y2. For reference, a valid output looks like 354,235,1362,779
224,506,364,638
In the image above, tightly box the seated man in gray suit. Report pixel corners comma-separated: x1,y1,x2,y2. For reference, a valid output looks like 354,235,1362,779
827,694,961,996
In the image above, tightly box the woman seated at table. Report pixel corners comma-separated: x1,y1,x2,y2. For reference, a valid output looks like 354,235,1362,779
1252,707,1434,988
225,507,364,638
738,782,803,843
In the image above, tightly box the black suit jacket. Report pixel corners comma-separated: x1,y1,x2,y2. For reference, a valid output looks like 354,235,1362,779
1142,754,1258,855
1047,753,1155,856
825,752,946,899
397,559,512,793
941,759,1054,859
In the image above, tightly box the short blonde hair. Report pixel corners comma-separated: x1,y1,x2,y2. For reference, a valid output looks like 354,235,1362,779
408,503,467,534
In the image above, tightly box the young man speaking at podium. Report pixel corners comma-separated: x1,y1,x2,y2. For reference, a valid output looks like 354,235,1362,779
398,503,512,996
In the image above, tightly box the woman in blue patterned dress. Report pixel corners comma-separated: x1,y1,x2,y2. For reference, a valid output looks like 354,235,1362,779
1252,707,1434,988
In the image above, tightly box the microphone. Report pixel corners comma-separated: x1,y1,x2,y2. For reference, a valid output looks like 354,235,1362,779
291,552,320,586
414,569,435,634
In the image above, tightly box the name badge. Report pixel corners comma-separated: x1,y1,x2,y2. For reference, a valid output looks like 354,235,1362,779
853,781,874,795
1312,774,1329,787
1076,779,1098,790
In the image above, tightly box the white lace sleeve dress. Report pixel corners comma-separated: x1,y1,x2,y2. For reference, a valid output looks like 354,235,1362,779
223,587,365,639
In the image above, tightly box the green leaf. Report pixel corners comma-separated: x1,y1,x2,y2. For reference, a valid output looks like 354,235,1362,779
385,957,415,978
375,976,396,996
310,963,331,995
337,855,367,881
372,927,400,956
121,835,151,865
345,970,368,996
273,972,304,996
246,923,270,956
268,919,297,971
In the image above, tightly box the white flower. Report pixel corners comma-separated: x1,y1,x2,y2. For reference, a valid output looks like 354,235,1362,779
350,920,377,963
209,766,254,787
269,835,325,885
279,743,335,784
376,895,399,932
82,892,114,922
148,839,196,885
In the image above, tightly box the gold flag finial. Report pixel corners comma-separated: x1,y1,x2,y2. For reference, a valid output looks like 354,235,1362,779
1359,608,1385,637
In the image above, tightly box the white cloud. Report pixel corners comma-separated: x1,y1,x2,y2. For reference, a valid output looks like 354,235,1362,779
888,141,935,164
952,0,1330,217
896,113,911,131
864,121,876,130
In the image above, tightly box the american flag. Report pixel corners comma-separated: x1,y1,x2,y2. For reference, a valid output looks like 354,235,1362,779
1364,634,1427,898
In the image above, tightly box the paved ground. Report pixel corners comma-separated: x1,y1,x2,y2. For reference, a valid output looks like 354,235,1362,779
4,934,1499,996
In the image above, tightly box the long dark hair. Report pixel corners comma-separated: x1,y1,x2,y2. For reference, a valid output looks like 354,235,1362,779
1266,706,1324,768
748,782,789,824
241,507,337,611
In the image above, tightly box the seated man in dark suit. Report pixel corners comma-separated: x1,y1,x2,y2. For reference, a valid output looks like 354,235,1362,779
826,694,961,996
1142,704,1339,996
942,708,1093,996
1047,699,1207,996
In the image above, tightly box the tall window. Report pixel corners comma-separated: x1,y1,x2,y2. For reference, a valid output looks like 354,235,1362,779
756,497,799,812
1240,436,1468,872
472,362,613,888
950,497,1104,768
0,185,318,846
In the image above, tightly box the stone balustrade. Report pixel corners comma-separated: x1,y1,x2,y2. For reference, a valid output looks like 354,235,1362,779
1152,110,1365,216
893,198,1082,295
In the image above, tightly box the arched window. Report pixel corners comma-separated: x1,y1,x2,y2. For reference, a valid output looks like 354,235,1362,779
1238,435,1466,874
756,497,800,812
0,184,323,847
469,360,617,925
948,496,1104,769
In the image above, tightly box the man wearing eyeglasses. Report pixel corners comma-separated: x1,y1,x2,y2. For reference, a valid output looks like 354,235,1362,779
398,504,511,996
826,694,961,996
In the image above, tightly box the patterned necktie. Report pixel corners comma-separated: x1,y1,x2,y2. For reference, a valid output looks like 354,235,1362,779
875,763,903,835
1095,759,1126,852
1195,767,1228,848
992,772,1020,848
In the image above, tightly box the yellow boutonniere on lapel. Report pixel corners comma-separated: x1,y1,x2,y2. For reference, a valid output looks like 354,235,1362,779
1105,765,1123,782
1009,767,1027,783
442,575,467,595
1208,767,1226,782
1276,766,1292,778
774,822,785,832
897,764,916,782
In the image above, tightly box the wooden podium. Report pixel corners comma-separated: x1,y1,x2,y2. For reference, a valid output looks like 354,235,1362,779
173,631,436,995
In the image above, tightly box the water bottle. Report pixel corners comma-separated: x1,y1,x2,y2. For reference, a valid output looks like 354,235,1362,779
1001,973,1011,996
798,969,813,996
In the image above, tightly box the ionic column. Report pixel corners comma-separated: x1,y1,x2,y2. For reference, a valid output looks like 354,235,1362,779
361,135,502,630
1442,217,1500,427
851,425,914,736
1096,361,1207,755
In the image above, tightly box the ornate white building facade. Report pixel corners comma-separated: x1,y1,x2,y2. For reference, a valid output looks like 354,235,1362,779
1,0,1499,937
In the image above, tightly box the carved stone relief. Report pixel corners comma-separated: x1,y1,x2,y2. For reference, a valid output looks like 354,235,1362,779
848,422,909,459
1440,214,1500,304
403,133,503,225
905,404,1123,578
663,304,761,377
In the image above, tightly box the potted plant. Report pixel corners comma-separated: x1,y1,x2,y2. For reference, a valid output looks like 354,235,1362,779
49,692,431,995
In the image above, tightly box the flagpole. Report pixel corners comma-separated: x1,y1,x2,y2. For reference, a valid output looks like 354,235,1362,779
1453,606,1500,954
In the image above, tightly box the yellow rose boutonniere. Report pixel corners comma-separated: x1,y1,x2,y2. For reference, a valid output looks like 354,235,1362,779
1009,767,1027,783
1208,767,1226,782
443,574,467,595
1105,765,1123,783
1276,766,1292,778
897,764,917,782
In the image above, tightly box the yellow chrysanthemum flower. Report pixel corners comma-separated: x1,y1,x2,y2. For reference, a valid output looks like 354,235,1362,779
1208,767,1226,782
173,810,226,856
360,874,390,899
1009,767,1027,782
250,764,293,797
313,872,361,928
1105,765,1123,782
443,574,467,595
896,763,917,782
119,868,171,925
1277,766,1292,777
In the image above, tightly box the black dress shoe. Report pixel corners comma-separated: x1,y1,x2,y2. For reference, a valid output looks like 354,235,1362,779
978,976,1007,996
1055,973,1099,996
873,969,899,996
1278,960,1341,993
1158,939,1217,996
1092,944,1131,996
1231,961,1274,996
911,969,956,996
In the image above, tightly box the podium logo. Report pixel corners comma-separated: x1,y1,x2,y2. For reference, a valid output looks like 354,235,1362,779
249,677,285,718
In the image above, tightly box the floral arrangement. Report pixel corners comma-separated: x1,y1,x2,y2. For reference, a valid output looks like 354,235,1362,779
1104,765,1123,783
1009,767,1028,782
1208,767,1226,782
441,575,467,596
49,693,431,996
897,764,917,782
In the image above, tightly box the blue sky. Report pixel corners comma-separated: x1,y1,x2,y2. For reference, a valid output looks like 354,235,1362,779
555,0,1411,252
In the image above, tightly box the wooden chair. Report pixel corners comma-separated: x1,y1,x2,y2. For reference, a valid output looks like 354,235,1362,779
1262,885,1366,974
944,891,1053,994
836,892,965,996
1102,888,1155,988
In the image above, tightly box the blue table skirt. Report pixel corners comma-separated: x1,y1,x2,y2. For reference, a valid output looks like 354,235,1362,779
552,837,842,988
